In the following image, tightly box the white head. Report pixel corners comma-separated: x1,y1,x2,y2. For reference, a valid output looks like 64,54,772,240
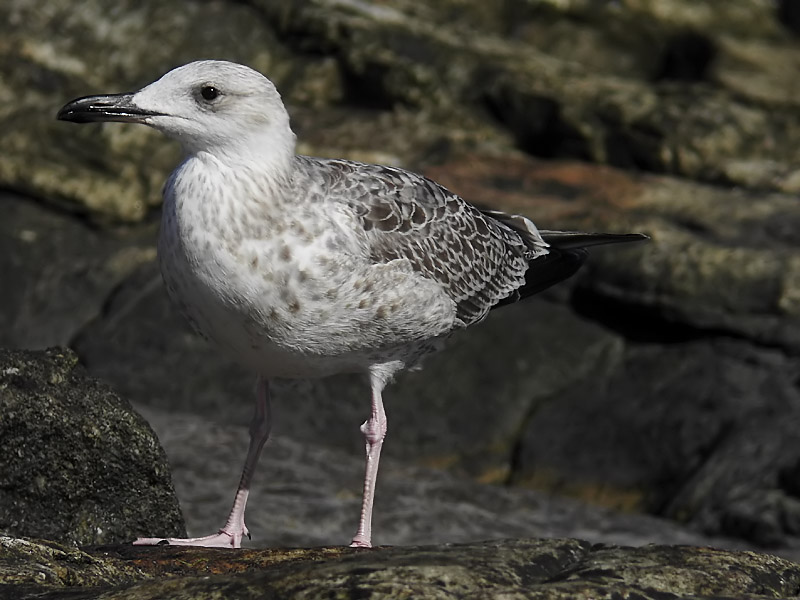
58,60,296,161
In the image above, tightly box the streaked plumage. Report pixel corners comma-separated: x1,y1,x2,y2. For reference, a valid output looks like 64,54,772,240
57,60,646,549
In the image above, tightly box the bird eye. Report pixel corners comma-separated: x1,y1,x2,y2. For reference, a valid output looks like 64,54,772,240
200,85,220,101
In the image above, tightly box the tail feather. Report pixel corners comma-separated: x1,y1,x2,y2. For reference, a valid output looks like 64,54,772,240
539,230,649,249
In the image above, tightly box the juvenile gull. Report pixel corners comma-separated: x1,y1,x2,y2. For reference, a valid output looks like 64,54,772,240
57,60,646,549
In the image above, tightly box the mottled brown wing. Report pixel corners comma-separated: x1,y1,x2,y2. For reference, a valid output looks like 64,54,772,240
310,158,547,326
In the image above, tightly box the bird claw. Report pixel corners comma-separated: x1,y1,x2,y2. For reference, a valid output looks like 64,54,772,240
133,529,244,549
350,535,372,549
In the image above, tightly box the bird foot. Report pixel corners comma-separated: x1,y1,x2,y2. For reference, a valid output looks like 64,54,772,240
350,535,372,548
133,526,249,549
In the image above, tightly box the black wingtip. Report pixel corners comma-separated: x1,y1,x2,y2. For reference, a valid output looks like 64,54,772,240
540,231,649,250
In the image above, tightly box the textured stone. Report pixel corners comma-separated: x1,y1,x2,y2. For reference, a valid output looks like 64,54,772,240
0,348,185,545
254,0,800,190
6,0,800,221
513,339,800,545
0,191,155,349
665,406,800,548
1,536,799,600
0,536,146,588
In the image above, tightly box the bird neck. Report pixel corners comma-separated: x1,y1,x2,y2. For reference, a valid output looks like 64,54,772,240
201,128,297,179
171,142,297,222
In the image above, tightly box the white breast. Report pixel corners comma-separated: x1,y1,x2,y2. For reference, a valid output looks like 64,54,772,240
157,154,456,378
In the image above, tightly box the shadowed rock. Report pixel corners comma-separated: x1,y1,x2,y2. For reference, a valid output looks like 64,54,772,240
1,536,799,599
0,348,185,545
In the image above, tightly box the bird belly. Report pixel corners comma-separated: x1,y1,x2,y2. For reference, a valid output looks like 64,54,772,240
159,264,441,378
158,224,456,379
158,163,458,378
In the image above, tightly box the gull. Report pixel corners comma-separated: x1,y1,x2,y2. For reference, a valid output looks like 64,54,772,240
57,60,646,549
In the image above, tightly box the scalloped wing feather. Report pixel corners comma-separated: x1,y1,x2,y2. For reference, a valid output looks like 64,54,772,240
304,158,548,326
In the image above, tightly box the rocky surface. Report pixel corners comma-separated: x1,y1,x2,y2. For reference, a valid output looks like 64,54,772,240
6,0,800,221
0,192,156,350
0,348,185,545
2,0,800,574
3,536,800,600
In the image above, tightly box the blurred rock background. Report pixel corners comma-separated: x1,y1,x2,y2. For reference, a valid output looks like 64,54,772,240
3,0,800,556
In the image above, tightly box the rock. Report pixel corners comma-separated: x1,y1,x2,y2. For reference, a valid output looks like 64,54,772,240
0,191,156,349
1,536,799,600
259,0,800,190
1,0,302,222
666,407,800,548
512,338,800,545
0,348,185,545
0,536,145,589
6,0,800,221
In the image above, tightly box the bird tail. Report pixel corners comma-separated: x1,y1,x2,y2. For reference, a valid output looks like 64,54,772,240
494,229,648,307
539,230,649,249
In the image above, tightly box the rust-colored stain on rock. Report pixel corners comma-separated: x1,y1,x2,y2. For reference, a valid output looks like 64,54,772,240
424,154,645,230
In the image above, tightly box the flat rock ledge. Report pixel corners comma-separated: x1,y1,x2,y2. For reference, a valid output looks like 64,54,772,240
1,536,799,599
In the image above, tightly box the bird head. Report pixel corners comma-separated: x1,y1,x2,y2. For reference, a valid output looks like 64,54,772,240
57,60,296,159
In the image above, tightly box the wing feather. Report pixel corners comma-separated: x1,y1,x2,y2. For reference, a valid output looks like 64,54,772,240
299,157,546,326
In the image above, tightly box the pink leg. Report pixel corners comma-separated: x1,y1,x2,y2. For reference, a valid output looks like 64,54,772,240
350,374,387,548
134,376,272,548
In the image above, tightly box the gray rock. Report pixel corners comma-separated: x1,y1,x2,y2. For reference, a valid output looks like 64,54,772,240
256,0,800,191
511,337,800,549
0,191,156,349
7,0,800,222
2,535,799,600
666,408,800,548
0,536,145,589
0,348,185,545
